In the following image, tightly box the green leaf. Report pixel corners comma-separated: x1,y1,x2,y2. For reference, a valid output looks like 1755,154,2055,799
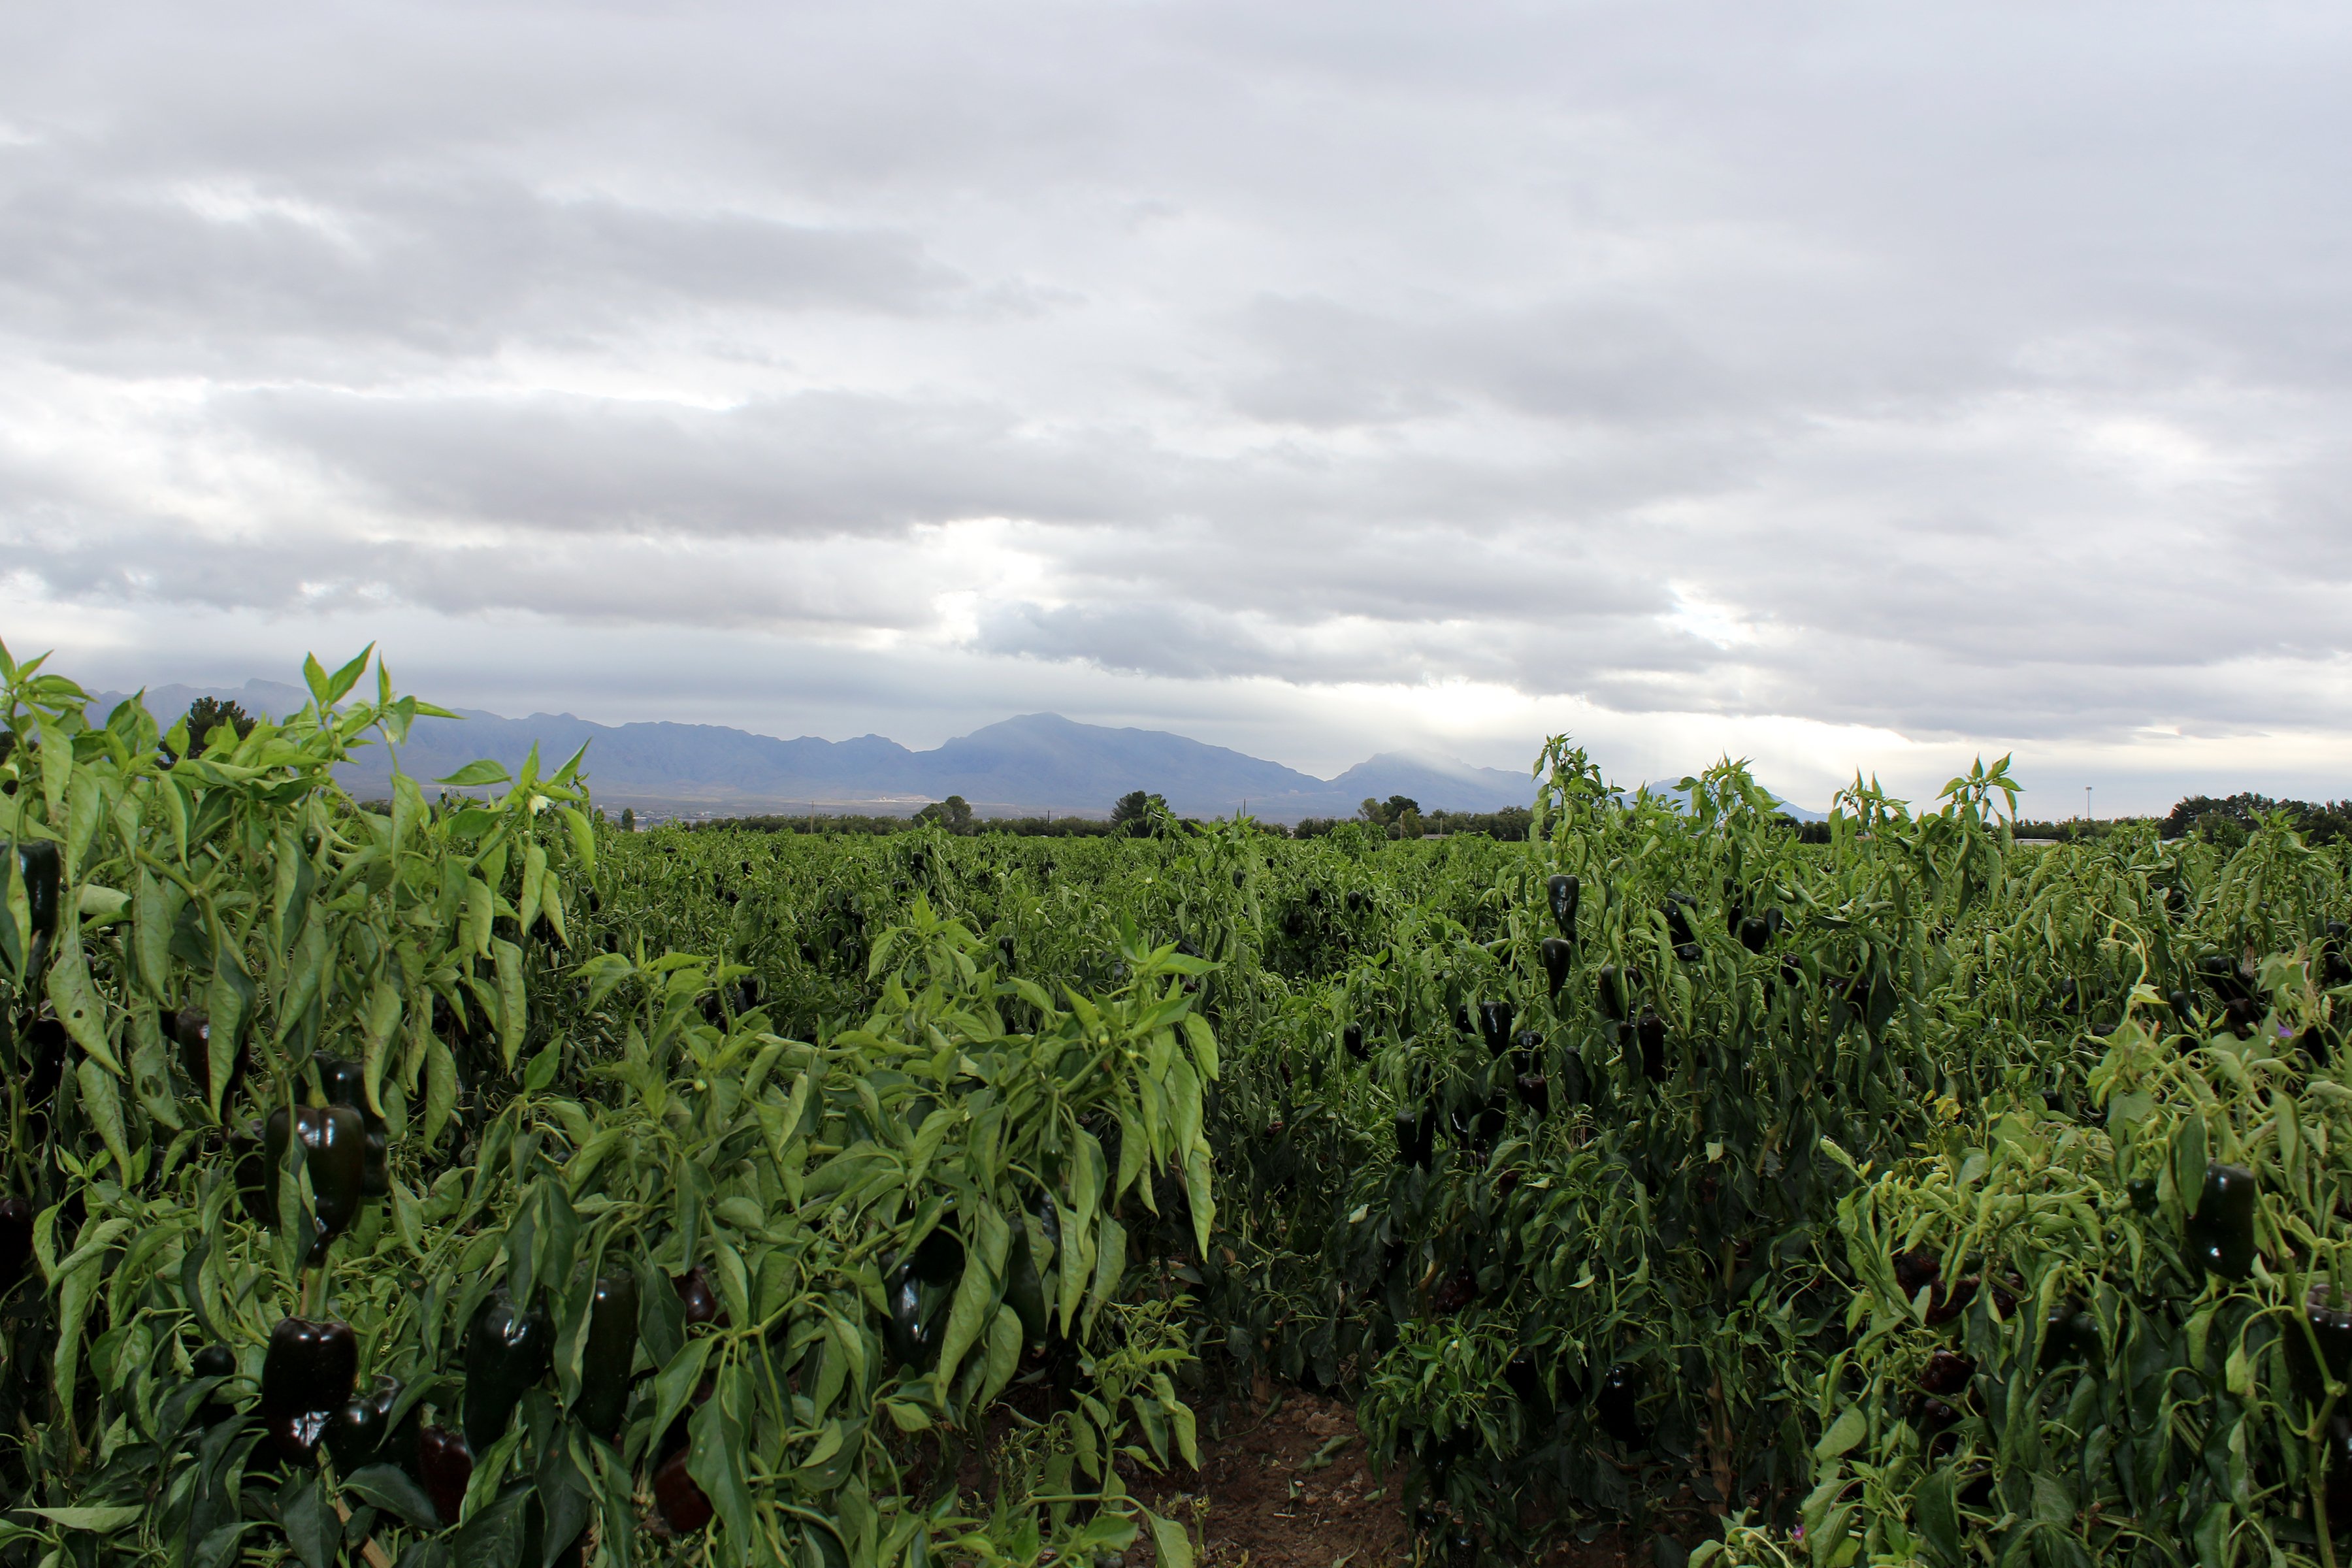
345,1464,443,1533
2175,1115,2209,1216
1912,1468,1963,1567
20,1506,142,1531
649,1339,715,1457
453,1484,529,1568
687,1366,759,1568
282,1469,342,1568
439,759,513,789
46,917,122,1077
1144,1509,1194,1568
1813,1403,1867,1460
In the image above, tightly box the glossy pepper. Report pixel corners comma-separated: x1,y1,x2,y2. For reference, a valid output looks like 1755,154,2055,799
2285,1287,2352,1416
1005,1200,1060,1352
1596,966,1629,1022
1342,1023,1367,1062
674,1266,728,1328
1595,1364,1646,1446
463,1286,553,1452
573,1273,640,1441
654,1450,713,1534
2185,1161,2259,1281
24,1017,67,1107
19,840,59,962
1476,1002,1511,1056
0,1196,32,1295
168,1008,246,1105
417,1424,473,1526
263,1102,368,1260
315,1057,391,1199
1918,1349,1973,1396
882,1262,944,1371
1635,1010,1668,1082
261,1316,359,1465
1513,1071,1550,1119
1511,1028,1543,1073
326,1374,399,1472
1540,937,1573,1000
1737,915,1772,954
1544,874,1578,939
191,1343,240,1429
1394,1108,1434,1169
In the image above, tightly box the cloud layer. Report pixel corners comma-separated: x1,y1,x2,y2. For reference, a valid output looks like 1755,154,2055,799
3,1,2348,808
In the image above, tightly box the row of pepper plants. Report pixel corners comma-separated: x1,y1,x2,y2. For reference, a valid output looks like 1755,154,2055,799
0,647,1215,1568
7,640,2350,1567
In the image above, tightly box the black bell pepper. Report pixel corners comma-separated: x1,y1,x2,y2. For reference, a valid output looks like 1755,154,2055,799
1918,1348,1973,1396
1503,1349,1548,1416
1476,1002,1511,1056
654,1449,713,1534
2285,1287,2352,1416
2322,922,2351,988
1595,1364,1645,1446
914,1226,965,1286
191,1342,239,1429
1513,1072,1549,1118
326,1374,399,1472
1343,1023,1367,1062
316,1057,391,1200
1556,1053,1588,1110
463,1285,554,1452
1922,1273,1978,1326
2197,953,2248,1002
2327,1412,2352,1527
1005,1200,1058,1352
1737,915,1772,954
261,1315,358,1465
1892,1250,1939,1298
1913,1396,1960,1433
1511,1028,1543,1073
1635,1010,1667,1082
1597,966,1626,1022
882,1261,944,1371
2127,1177,2159,1214
168,1008,242,1102
2186,1161,2259,1281
1539,937,1573,1000
417,1424,473,1526
1394,1108,1434,1169
574,1273,640,1441
19,840,59,960
674,1266,728,1328
263,1102,367,1261
24,1016,66,1108
1544,874,1578,939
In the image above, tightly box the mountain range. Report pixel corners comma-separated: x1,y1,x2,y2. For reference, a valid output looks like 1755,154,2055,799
85,679,1824,823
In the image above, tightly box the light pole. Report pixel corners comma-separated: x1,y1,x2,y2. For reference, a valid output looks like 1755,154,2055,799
2085,786,2093,822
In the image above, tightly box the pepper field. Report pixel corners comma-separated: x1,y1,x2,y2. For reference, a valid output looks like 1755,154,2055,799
3,647,2350,1568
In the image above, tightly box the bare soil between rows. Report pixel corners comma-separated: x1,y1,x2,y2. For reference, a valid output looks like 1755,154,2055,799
1128,1386,1686,1568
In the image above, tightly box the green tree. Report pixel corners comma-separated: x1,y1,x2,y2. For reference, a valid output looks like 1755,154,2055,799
1110,789,1167,838
619,806,636,832
914,794,975,833
184,695,255,749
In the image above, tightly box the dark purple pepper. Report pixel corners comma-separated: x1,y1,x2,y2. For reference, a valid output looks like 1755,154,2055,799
261,1316,358,1466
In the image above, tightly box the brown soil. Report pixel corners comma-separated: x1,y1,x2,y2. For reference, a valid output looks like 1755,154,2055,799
1133,1386,1671,1568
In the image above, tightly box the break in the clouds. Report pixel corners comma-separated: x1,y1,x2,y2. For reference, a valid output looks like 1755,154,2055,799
2,1,2348,811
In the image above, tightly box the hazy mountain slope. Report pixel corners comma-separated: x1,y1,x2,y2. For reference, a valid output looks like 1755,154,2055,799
84,680,1822,821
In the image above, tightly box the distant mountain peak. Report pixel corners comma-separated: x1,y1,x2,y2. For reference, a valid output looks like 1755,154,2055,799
80,679,1814,823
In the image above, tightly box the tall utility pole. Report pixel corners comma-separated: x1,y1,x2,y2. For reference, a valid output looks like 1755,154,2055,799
2085,786,2093,821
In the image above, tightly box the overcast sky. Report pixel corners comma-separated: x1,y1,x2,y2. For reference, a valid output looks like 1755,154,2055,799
3,2,2347,812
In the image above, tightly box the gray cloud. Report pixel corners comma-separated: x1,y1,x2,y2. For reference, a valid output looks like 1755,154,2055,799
1,0,2349,787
